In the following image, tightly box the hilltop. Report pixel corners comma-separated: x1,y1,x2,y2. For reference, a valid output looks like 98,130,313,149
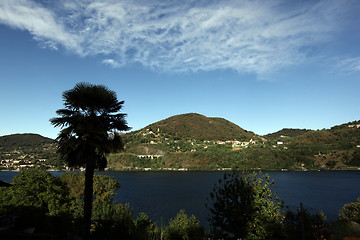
144,113,255,141
0,133,54,150
108,116,360,171
265,128,311,139
1,116,359,171
0,134,58,170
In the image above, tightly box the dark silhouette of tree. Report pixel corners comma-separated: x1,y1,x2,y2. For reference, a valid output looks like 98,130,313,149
50,82,130,239
206,171,282,240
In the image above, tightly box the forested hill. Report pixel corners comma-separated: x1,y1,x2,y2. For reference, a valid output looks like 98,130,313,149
265,128,311,139
143,113,256,141
1,117,359,171
293,120,360,145
0,133,54,150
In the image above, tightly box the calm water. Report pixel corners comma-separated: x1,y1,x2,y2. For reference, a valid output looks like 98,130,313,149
1,170,359,227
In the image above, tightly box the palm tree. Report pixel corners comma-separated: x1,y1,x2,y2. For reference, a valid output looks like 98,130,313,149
50,82,130,239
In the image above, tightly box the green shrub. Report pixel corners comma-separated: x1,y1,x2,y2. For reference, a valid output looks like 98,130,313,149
163,209,204,240
206,171,283,240
339,198,360,223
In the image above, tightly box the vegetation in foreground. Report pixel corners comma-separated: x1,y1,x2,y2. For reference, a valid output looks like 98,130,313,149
50,82,130,239
1,169,360,240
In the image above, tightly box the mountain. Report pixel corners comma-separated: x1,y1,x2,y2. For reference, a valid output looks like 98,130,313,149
287,120,360,146
265,128,311,139
0,133,54,149
1,117,359,171
143,113,256,141
109,116,360,171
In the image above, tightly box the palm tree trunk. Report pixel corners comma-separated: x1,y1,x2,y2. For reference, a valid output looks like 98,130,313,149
83,163,94,240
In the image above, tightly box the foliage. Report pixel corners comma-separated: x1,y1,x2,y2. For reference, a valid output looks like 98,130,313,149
92,201,135,239
59,172,120,217
0,169,73,216
0,170,76,237
50,82,129,239
339,198,360,223
347,149,360,166
163,209,204,240
206,171,283,240
0,170,162,239
295,130,337,145
265,128,311,139
134,213,161,240
91,199,162,240
59,171,161,240
282,207,327,240
93,174,120,203
325,160,337,169
116,115,360,171
326,220,360,240
60,172,120,203
60,172,85,199
2,115,360,171
50,82,130,170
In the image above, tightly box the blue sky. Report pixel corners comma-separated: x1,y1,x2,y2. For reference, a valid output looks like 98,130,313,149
0,0,359,139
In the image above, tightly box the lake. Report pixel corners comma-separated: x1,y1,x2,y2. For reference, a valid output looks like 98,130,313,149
1,170,359,227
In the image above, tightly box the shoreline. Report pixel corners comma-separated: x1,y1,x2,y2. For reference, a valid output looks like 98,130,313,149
1,167,360,172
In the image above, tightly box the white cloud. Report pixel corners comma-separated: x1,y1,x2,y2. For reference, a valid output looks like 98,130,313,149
102,58,121,68
0,0,81,52
336,57,360,73
0,0,357,76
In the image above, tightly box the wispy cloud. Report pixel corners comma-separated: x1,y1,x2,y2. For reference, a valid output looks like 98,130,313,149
102,58,121,68
0,0,357,75
0,0,81,52
336,57,360,74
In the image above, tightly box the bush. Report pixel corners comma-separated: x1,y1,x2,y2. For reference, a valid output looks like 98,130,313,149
0,169,73,216
0,169,76,237
206,171,283,240
134,213,160,240
92,201,136,239
163,209,204,240
282,207,327,240
339,198,360,223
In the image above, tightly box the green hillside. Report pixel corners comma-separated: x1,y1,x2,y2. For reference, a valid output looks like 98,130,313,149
1,117,359,171
0,134,59,170
0,134,54,150
108,117,360,171
265,128,311,139
145,113,255,140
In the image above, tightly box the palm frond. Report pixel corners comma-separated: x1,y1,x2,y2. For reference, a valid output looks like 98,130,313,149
51,82,129,170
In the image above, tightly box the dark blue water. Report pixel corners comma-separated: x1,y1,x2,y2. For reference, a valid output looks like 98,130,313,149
1,170,360,227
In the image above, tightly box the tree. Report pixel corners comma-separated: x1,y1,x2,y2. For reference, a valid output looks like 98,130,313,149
134,213,160,240
50,82,130,239
339,198,360,223
206,171,283,240
282,207,326,240
347,149,360,166
0,169,72,216
163,209,204,240
0,169,75,237
59,172,121,218
92,202,135,239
